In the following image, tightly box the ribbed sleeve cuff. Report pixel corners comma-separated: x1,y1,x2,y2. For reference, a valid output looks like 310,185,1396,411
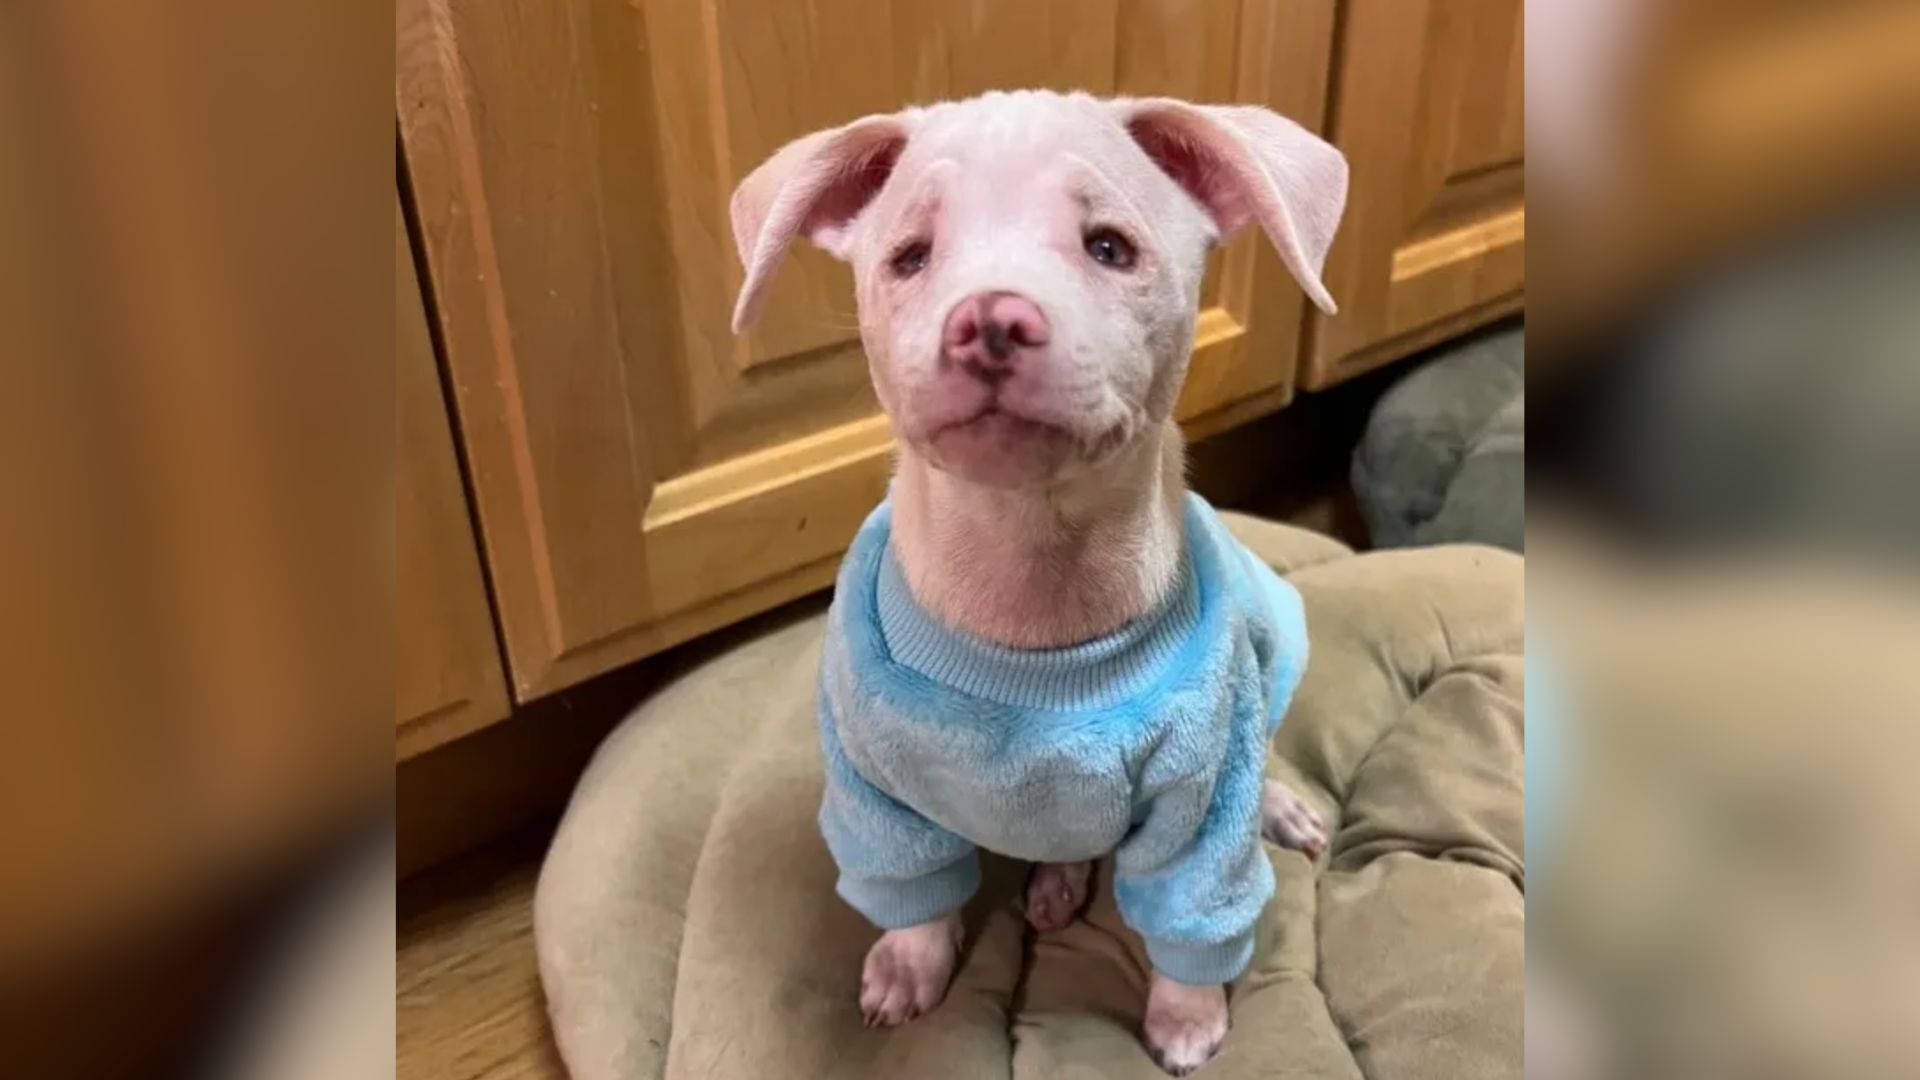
1146,931,1256,985
838,854,979,930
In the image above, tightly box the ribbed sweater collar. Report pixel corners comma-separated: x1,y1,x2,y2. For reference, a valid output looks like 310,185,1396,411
869,498,1212,713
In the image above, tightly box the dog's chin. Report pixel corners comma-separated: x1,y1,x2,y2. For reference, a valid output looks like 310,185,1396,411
921,410,1078,488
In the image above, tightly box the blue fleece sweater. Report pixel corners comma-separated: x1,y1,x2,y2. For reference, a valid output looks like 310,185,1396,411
817,493,1308,985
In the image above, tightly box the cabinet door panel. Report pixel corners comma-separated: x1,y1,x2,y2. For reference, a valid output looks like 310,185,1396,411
399,0,1333,698
396,203,511,757
1303,0,1524,388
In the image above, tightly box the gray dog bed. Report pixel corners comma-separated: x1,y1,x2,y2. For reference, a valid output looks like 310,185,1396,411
1352,322,1523,552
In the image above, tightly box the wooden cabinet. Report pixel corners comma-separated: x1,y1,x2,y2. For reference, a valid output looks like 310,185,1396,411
396,205,510,758
397,0,1337,700
1302,0,1524,388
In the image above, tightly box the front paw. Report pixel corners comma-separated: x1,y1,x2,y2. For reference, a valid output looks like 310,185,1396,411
1261,778,1327,858
859,914,961,1028
1024,860,1092,932
1143,973,1228,1076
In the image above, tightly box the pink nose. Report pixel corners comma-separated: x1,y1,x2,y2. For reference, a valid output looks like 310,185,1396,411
942,291,1050,384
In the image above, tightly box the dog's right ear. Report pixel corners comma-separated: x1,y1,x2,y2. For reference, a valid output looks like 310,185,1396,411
729,114,910,334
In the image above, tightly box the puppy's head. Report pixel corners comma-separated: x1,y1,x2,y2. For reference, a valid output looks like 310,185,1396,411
731,91,1346,488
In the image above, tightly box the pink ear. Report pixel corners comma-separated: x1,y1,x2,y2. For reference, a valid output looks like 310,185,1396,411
1119,99,1348,314
729,114,908,333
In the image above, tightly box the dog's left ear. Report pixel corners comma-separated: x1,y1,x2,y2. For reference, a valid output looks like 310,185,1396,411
729,113,910,333
1116,99,1348,314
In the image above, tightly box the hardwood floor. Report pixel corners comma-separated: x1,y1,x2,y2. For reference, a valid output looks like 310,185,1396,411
398,830,564,1080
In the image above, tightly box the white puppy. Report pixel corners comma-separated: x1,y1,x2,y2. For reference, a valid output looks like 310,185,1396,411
731,89,1346,1075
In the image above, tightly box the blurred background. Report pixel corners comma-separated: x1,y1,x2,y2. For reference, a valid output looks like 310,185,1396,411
0,0,390,1076
1527,0,1920,1077
0,0,1915,1076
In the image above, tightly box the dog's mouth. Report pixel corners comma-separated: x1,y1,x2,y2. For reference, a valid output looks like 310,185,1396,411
930,402,1068,442
926,400,1136,472
918,400,1080,486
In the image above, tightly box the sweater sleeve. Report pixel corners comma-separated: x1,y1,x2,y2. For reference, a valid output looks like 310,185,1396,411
818,691,979,929
1232,541,1310,738
1112,690,1274,985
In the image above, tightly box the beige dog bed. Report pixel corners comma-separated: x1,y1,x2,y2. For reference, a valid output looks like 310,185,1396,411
535,515,1523,1079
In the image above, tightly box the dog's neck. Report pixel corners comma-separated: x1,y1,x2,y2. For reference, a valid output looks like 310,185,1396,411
889,423,1187,649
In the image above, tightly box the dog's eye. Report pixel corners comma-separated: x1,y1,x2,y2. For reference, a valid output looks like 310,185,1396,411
1084,228,1137,270
888,240,931,279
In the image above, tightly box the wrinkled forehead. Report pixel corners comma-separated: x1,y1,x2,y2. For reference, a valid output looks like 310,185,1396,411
882,95,1167,226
